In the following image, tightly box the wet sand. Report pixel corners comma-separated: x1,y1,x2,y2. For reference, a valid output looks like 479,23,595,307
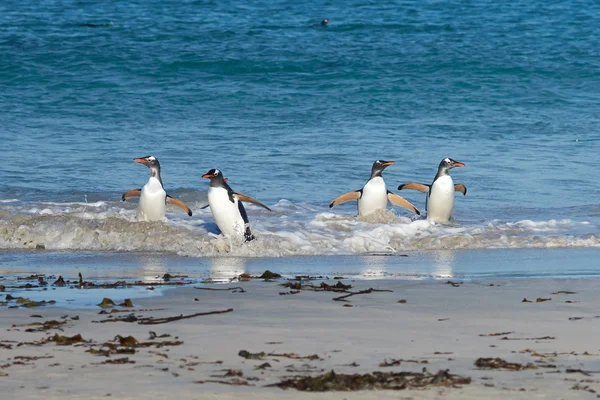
1,277,600,399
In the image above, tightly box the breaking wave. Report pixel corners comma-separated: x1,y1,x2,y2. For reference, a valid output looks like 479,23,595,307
0,199,598,257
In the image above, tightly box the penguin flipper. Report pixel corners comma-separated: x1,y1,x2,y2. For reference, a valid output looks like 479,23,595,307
234,193,272,211
387,191,421,215
166,195,193,216
122,189,142,201
454,184,467,196
329,191,361,208
397,182,430,192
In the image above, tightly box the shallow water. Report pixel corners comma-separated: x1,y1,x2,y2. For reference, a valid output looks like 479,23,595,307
3,248,598,308
1,0,599,262
2,248,599,281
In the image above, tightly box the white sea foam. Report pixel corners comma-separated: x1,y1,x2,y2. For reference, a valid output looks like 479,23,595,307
0,199,598,256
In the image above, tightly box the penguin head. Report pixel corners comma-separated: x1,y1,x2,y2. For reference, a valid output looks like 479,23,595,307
321,19,331,26
371,160,394,178
202,168,225,182
134,156,161,181
439,158,465,171
134,155,160,169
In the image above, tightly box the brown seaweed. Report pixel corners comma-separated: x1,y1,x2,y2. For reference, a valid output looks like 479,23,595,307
239,350,265,360
475,358,537,371
271,369,471,391
49,334,85,345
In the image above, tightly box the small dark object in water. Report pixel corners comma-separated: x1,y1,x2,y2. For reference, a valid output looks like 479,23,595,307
79,22,112,28
311,19,331,27
98,298,115,308
53,276,66,286
119,299,133,307
259,270,281,280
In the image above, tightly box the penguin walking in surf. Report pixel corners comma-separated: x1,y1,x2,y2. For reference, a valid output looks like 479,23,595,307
122,156,192,221
397,158,467,223
202,168,271,242
329,160,420,217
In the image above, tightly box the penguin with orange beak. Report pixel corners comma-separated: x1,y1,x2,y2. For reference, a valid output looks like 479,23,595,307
398,158,467,223
329,160,420,217
122,156,192,221
202,168,271,242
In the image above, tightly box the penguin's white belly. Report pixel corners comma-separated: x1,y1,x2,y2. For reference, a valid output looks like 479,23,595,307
137,179,166,222
427,175,455,223
358,177,388,217
207,187,246,238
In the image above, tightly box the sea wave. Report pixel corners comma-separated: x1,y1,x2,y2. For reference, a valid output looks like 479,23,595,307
0,199,598,257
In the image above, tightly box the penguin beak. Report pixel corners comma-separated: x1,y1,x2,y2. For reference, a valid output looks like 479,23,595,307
202,173,215,179
133,158,149,165
452,161,465,167
381,161,395,167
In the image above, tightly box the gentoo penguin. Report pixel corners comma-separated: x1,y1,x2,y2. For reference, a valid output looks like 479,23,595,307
202,168,271,242
122,156,192,221
329,160,420,217
312,19,330,27
397,158,466,223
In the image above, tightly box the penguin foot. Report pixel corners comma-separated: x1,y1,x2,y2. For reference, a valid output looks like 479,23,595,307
244,228,255,242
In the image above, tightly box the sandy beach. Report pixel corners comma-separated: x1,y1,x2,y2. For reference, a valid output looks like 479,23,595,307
2,276,600,399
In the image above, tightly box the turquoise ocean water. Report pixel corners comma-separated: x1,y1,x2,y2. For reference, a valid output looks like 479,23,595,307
1,0,600,276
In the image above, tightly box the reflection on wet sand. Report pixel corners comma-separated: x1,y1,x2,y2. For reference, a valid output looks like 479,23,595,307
138,254,168,281
360,255,388,279
432,250,455,278
209,257,246,279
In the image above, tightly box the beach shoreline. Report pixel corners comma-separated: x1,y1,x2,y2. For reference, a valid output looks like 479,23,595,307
2,275,600,399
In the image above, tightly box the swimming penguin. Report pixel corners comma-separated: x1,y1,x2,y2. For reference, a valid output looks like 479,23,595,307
202,168,271,242
397,158,466,223
329,160,420,217
311,19,330,27
122,156,192,221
